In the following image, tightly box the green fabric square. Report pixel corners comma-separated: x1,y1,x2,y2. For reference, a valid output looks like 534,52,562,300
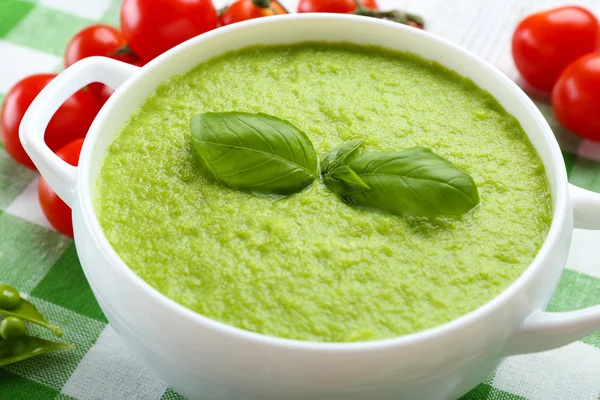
0,369,58,400
31,243,107,323
461,383,525,399
161,388,187,400
482,372,495,385
4,297,107,390
6,5,93,57
569,157,600,193
547,269,600,348
56,394,78,400
562,151,575,178
0,150,37,209
0,0,34,38
486,387,526,400
460,372,523,399
0,212,72,292
461,383,493,399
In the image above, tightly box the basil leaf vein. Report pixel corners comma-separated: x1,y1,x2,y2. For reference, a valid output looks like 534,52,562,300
323,145,479,217
323,165,371,196
191,112,318,195
320,139,364,175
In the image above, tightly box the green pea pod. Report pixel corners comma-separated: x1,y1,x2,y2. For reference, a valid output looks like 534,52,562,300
0,299,63,337
0,336,73,367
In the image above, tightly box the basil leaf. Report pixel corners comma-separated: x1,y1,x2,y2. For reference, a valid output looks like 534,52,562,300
191,112,318,196
323,165,371,196
324,147,479,217
320,139,363,175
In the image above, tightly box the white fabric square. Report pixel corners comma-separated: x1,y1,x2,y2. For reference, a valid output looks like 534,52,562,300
0,40,61,93
61,325,167,400
5,177,55,231
39,0,111,20
493,342,600,400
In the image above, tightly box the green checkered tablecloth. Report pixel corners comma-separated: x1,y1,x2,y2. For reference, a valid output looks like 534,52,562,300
2,0,600,399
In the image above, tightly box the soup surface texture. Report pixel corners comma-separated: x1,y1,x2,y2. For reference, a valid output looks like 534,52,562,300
96,43,552,342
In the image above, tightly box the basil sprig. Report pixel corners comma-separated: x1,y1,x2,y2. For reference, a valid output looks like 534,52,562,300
191,112,318,195
321,142,480,217
320,139,363,175
191,112,479,218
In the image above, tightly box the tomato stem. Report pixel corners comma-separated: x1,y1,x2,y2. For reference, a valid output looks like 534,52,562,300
352,0,425,28
252,0,272,8
250,0,289,14
109,44,139,58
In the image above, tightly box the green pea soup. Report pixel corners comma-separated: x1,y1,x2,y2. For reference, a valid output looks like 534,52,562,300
95,43,552,342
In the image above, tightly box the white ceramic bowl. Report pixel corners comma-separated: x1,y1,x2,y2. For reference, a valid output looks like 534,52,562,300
19,14,600,400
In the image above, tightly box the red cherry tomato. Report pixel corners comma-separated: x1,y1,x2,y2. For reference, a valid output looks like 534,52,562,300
0,74,99,169
97,85,115,108
65,24,139,98
552,53,600,141
65,24,136,68
95,58,147,107
298,0,378,13
38,139,84,237
512,6,600,92
220,0,287,26
120,0,219,61
132,58,147,67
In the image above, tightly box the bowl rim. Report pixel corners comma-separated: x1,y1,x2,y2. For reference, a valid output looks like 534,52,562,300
77,13,569,352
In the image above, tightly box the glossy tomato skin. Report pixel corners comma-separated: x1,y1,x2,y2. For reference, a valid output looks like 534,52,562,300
298,0,378,13
0,74,99,169
95,59,146,108
65,24,138,98
38,139,84,237
512,6,600,92
97,85,115,108
220,0,287,26
64,24,134,68
120,0,218,61
552,53,600,141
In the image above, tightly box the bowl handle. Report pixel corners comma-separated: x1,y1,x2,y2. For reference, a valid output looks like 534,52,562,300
19,57,140,207
506,184,600,355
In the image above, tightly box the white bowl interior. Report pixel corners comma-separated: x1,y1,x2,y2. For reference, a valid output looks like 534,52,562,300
80,14,568,347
